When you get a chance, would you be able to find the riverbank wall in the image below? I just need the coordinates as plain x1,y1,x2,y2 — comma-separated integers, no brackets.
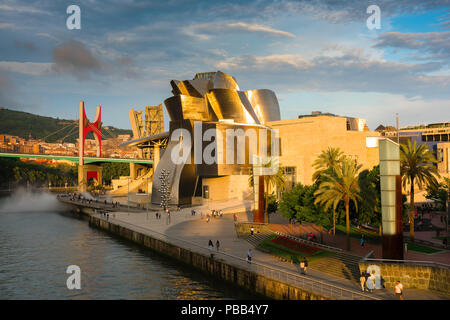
88,215,329,300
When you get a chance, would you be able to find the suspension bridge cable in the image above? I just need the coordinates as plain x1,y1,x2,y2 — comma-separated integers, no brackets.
39,122,77,141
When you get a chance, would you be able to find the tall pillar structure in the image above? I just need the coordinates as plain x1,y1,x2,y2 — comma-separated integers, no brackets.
78,101,103,192
379,138,404,260
154,144,160,169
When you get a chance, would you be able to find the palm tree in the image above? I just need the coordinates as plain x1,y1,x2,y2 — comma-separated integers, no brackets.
314,158,362,250
312,147,345,181
400,140,440,240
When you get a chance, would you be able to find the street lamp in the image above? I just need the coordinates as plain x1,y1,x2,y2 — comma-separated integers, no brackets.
127,176,131,213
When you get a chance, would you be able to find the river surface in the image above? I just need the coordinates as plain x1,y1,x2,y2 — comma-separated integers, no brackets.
0,190,256,299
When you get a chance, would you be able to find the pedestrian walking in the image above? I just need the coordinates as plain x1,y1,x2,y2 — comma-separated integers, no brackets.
250,227,254,235
300,257,308,274
247,249,252,264
233,213,237,222
394,280,404,300
360,234,365,248
367,270,376,292
208,240,214,258
360,273,367,292
216,240,220,252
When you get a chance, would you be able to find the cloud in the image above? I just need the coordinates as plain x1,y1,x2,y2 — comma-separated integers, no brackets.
0,4,50,15
0,23,16,29
50,40,103,80
48,40,142,80
185,22,296,39
262,0,450,23
215,50,449,100
0,61,52,75
373,32,450,61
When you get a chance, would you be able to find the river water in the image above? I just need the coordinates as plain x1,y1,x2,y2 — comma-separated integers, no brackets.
0,190,256,299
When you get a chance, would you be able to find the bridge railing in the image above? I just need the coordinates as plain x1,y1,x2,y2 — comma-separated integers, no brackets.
361,257,450,269
0,150,152,162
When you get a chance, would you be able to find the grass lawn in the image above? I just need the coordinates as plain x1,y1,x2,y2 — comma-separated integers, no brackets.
406,243,442,254
258,234,334,263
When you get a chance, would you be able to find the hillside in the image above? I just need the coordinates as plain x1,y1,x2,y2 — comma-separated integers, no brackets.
0,108,132,143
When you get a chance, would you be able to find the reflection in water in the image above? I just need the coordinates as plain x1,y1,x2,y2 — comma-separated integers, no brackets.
0,191,256,299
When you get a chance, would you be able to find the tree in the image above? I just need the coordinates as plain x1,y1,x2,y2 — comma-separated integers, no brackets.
358,165,382,234
425,178,449,212
314,158,362,250
278,183,330,242
266,193,278,215
263,167,286,223
400,140,440,240
312,147,345,181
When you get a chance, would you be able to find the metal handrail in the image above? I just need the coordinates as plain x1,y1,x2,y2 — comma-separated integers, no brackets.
362,258,450,269
274,231,344,252
93,214,378,300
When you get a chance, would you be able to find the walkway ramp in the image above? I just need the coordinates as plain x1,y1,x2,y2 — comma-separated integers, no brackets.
109,170,153,196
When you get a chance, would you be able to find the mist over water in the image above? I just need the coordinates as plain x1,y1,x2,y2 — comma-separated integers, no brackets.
0,188,64,213
0,190,256,299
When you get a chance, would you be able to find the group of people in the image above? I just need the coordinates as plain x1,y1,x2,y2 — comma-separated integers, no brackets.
62,193,121,208
360,271,404,299
249,227,261,235
306,232,316,242
205,209,223,222
208,239,221,258
359,270,377,293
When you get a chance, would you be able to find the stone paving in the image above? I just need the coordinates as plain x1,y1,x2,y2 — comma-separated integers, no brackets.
89,200,450,300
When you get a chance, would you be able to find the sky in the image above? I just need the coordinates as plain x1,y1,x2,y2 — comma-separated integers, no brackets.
0,0,449,130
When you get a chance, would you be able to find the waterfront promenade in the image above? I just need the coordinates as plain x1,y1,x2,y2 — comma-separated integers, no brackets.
73,197,450,300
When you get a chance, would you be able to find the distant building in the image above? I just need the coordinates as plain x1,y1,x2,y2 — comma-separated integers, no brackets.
377,122,450,175
269,112,380,188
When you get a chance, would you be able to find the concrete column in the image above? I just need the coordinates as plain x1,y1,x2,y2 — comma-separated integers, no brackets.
130,162,137,180
78,164,103,193
379,139,403,260
78,164,86,192
154,144,160,169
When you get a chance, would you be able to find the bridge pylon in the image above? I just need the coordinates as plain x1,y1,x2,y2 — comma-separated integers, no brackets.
78,101,103,192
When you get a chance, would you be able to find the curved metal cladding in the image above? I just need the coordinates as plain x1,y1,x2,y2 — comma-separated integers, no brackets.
245,89,281,124
205,89,257,123
186,79,211,96
151,120,197,206
150,71,282,206
164,95,211,121
212,71,240,90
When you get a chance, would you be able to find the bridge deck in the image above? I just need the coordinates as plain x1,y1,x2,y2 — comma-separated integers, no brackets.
0,152,153,164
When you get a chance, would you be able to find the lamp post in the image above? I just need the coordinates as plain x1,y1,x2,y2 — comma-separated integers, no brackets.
127,177,131,213
447,191,449,233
